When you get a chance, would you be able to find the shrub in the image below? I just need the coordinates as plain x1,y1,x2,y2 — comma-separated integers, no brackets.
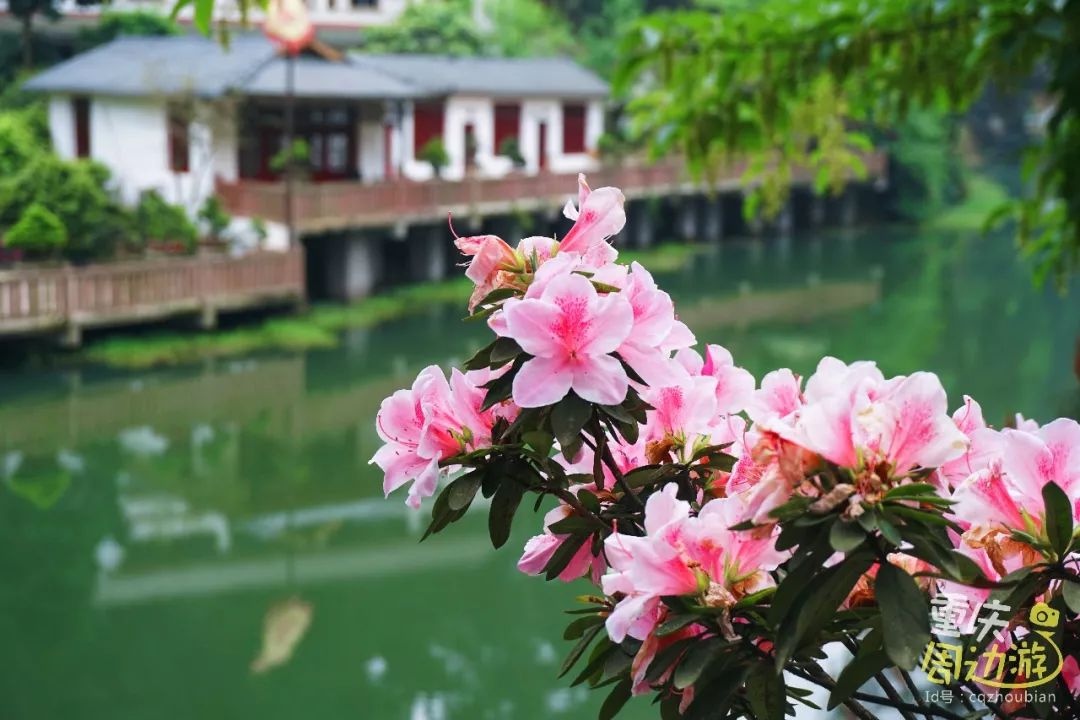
0,154,133,260
134,190,197,251
418,137,450,177
497,136,526,167
197,195,231,242
4,202,67,257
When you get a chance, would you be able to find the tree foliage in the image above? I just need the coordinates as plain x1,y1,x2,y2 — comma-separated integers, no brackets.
3,202,66,256
76,10,180,52
359,0,488,56
617,0,1080,286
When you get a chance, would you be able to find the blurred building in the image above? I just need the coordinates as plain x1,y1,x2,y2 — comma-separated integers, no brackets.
23,34,608,247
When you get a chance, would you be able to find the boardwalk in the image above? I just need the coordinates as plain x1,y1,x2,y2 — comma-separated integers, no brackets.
0,248,304,344
217,154,889,233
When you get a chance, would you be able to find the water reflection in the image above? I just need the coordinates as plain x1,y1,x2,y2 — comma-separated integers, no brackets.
0,226,1077,719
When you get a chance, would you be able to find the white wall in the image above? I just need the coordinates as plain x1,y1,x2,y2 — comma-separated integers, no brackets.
357,104,386,183
400,96,603,182
6,0,412,28
47,94,239,215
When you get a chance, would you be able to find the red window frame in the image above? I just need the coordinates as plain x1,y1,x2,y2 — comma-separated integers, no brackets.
493,103,521,155
73,97,91,158
167,105,190,173
562,103,586,154
412,102,444,158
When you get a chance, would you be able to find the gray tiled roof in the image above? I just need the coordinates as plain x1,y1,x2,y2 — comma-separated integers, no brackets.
23,35,609,100
242,56,418,99
24,35,277,98
348,54,610,98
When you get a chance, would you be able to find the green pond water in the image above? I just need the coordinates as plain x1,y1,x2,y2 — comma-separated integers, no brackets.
0,224,1078,720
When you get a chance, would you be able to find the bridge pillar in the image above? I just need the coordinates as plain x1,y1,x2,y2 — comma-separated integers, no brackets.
678,197,699,242
776,200,794,238
197,304,218,330
409,226,448,283
810,195,827,227
326,234,382,301
702,199,723,242
839,188,858,227
628,202,655,249
59,322,82,349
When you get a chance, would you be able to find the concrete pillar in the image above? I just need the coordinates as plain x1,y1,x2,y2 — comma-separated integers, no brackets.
58,322,82,349
327,234,382,301
410,227,448,283
776,200,794,239
629,202,655,248
702,199,723,243
840,188,858,227
197,304,217,330
677,197,698,242
810,195,826,227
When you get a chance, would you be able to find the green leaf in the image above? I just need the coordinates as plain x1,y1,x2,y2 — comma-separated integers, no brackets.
193,0,213,34
522,430,554,456
489,337,523,366
884,482,942,500
1063,579,1080,614
774,551,874,669
655,613,698,637
545,532,591,580
598,678,632,720
828,519,865,553
624,464,680,489
560,623,603,678
548,514,598,535
674,637,725,689
552,393,592,452
472,286,519,308
488,478,527,549
876,562,931,670
745,661,785,720
564,614,605,640
829,647,890,709
446,470,484,512
1042,481,1073,556
463,340,496,370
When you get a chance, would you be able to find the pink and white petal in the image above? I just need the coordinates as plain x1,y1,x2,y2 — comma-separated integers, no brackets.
661,320,696,352
512,355,574,408
747,368,803,425
605,593,657,643
950,466,1026,531
405,458,442,509
712,364,756,415
584,292,635,354
518,533,561,575
797,394,859,468
952,395,987,435
572,353,629,406
619,343,684,389
373,443,430,496
559,186,626,256
503,297,566,357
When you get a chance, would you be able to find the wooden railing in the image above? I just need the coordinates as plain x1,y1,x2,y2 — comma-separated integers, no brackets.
216,154,888,233
0,247,305,335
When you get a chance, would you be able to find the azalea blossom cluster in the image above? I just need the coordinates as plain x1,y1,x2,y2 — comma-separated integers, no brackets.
371,175,1080,719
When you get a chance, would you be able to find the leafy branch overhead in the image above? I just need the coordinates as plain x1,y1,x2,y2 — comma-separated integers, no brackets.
616,0,1080,287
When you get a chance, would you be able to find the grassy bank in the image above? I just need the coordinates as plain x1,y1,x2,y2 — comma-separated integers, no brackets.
922,173,1011,232
82,243,704,369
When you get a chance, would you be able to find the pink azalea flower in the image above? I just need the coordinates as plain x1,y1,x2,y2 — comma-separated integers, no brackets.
602,486,785,643
503,272,634,407
616,262,692,387
371,366,495,509
745,368,803,427
559,174,623,267
517,504,604,583
675,344,755,415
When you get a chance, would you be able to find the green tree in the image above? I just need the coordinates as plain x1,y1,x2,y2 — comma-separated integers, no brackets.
197,195,231,241
618,0,1080,286
134,189,198,251
76,10,179,52
359,0,487,55
4,202,67,257
8,0,100,68
484,0,575,58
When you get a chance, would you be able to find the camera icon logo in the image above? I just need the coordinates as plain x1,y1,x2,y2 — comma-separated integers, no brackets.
1029,602,1060,628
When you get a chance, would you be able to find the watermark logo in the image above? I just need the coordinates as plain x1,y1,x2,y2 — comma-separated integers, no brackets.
921,596,1063,690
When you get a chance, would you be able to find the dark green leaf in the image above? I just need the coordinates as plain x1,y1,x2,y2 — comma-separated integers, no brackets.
828,519,865,553
488,478,527,549
655,613,698,637
548,514,599,535
489,337,523,366
598,678,632,720
552,393,593,452
624,464,680,489
564,614,605,640
560,623,603,678
828,647,890,709
464,340,496,370
446,470,484,512
1042,481,1073,556
746,661,786,720
1063,579,1080,614
884,483,940,500
545,532,591,580
674,637,725,689
876,562,931,670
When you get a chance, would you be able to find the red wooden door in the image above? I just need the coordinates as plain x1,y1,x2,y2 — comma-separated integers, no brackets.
537,122,548,171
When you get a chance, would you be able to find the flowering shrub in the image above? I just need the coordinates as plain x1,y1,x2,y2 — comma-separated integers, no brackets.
372,175,1080,720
